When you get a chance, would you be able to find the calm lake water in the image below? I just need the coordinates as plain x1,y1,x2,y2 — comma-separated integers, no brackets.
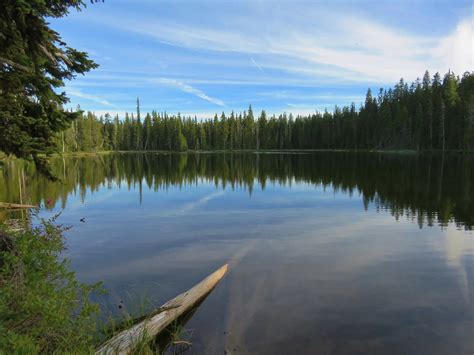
1,152,473,354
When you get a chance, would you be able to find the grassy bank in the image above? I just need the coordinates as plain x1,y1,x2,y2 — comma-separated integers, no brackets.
0,217,188,354
0,217,103,353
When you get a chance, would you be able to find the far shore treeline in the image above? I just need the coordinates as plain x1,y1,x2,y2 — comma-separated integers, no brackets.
58,70,473,153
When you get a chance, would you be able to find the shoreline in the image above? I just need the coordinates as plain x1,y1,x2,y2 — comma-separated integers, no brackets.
51,148,474,156
1,149,473,162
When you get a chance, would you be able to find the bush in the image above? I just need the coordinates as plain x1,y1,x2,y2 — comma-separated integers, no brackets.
0,216,102,353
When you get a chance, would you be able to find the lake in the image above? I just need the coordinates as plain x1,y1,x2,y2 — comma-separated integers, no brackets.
1,152,473,354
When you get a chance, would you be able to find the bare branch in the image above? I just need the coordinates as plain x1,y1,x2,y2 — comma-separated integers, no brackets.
0,58,32,73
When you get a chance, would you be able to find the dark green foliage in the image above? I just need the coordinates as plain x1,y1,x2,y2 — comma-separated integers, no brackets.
55,71,473,154
0,0,98,177
0,216,102,353
2,152,472,230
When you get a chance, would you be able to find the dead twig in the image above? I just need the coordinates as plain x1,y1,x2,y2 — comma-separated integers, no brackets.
172,340,192,346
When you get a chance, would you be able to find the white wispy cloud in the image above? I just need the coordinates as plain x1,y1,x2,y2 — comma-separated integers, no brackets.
152,78,226,107
434,19,473,75
250,56,266,75
67,88,116,107
107,10,471,83
67,73,354,88
59,2,471,114
257,91,365,102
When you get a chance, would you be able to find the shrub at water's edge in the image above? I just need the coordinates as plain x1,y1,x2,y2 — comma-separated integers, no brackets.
0,216,103,353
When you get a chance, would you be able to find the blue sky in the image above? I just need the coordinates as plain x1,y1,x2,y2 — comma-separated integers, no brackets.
51,0,472,118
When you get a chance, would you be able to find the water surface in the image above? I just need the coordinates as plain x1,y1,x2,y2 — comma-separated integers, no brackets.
1,152,473,354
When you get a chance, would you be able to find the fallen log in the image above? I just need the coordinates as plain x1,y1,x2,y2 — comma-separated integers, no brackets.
96,263,229,355
0,202,36,209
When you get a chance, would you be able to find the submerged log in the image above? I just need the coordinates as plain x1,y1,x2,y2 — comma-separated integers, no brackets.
0,202,36,209
96,263,229,355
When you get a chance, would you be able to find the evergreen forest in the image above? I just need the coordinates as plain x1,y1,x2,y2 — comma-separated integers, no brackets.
57,70,473,153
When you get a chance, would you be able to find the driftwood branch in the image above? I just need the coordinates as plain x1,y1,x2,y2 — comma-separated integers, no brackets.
96,263,228,355
0,202,37,209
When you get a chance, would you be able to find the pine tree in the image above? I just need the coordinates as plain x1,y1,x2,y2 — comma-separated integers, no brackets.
0,0,98,177
143,113,152,150
123,113,132,150
440,97,446,151
258,110,267,150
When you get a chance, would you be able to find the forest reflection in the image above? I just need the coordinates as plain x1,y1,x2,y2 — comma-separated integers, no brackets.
1,152,472,230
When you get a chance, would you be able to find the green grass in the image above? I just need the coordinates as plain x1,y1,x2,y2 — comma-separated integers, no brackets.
98,293,159,354
0,215,103,353
97,295,195,354
0,218,192,354
164,321,193,354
